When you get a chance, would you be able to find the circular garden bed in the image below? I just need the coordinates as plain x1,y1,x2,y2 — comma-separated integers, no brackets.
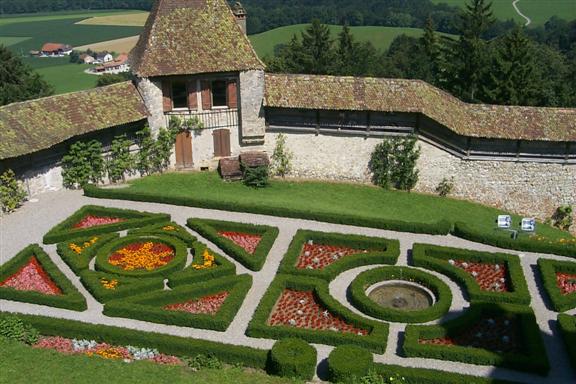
95,235,187,277
348,266,452,323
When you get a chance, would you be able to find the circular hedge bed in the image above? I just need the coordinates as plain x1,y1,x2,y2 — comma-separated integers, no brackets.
268,338,317,380
94,234,187,278
327,344,373,383
348,266,452,323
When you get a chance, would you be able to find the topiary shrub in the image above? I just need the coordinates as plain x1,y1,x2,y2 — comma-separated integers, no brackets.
0,169,27,213
369,135,420,191
0,315,39,345
328,344,373,383
242,165,269,188
268,338,317,380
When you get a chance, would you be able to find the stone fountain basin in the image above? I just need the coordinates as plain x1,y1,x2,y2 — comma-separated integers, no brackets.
366,280,436,311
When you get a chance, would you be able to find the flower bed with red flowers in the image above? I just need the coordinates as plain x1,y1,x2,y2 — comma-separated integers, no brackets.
0,257,62,295
73,215,125,229
268,289,368,335
538,258,576,312
450,260,509,292
296,242,369,270
164,291,229,315
218,231,262,254
108,242,175,271
557,272,576,295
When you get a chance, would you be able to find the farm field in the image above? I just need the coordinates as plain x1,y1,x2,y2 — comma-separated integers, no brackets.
75,36,140,54
76,12,149,26
35,63,98,94
0,36,30,47
0,10,145,26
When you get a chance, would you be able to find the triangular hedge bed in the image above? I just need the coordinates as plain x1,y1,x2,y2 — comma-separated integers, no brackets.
43,205,170,244
129,221,197,247
0,244,86,311
187,218,278,271
79,270,164,303
56,233,119,274
538,258,576,312
103,274,252,331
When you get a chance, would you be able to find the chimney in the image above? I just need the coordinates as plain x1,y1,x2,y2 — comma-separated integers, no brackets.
231,1,247,35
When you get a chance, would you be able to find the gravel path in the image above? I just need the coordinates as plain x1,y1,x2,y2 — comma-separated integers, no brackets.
1,190,575,383
512,0,531,26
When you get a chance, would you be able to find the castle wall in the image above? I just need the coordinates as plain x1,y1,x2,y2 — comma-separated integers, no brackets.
136,77,165,135
239,70,266,144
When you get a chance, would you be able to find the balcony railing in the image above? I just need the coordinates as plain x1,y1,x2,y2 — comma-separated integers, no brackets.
166,109,239,130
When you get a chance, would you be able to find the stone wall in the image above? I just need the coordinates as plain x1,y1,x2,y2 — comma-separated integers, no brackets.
263,132,576,228
136,77,165,134
239,70,266,144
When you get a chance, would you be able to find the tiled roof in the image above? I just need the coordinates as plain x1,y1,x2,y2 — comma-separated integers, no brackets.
264,74,576,142
41,43,66,52
130,0,264,77
0,82,148,160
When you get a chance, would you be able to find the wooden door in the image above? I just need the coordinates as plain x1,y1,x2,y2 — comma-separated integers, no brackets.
213,129,231,157
175,131,193,168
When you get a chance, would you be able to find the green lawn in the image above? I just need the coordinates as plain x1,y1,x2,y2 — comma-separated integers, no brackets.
249,24,455,58
35,63,98,94
0,339,299,384
0,36,31,46
96,172,572,243
0,10,146,26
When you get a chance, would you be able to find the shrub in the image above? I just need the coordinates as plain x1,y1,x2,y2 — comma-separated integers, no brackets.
62,140,105,188
328,345,373,383
56,232,120,274
106,134,135,183
369,135,420,191
435,177,454,197
558,314,576,370
242,165,269,188
551,205,573,232
0,315,39,345
187,353,223,370
268,338,317,380
0,169,27,213
271,133,293,177
129,221,197,247
79,270,164,303
135,125,155,176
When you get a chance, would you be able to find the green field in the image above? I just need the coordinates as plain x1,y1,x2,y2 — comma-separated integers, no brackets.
35,63,98,94
431,0,576,25
0,10,146,26
249,24,454,58
0,36,30,46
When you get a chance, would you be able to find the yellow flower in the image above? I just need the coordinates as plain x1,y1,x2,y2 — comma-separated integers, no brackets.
163,225,176,231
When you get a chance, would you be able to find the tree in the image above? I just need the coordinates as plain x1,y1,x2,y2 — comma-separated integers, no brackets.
96,73,131,87
369,136,420,191
106,135,135,183
271,133,293,177
335,25,378,76
265,35,306,73
0,45,53,106
300,20,335,74
69,50,80,64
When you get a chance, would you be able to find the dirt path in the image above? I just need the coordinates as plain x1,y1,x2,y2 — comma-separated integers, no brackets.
513,0,531,26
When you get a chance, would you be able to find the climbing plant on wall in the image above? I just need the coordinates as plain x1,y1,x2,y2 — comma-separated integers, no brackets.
369,135,421,191
62,140,105,188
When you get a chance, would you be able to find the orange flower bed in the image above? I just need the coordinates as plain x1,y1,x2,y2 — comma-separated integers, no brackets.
68,237,98,255
108,242,174,271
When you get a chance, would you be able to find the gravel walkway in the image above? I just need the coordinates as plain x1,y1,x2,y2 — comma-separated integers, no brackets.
1,190,575,383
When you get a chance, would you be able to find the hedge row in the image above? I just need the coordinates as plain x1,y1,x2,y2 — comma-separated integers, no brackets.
0,244,87,311
348,266,452,323
558,314,576,370
84,185,452,235
187,218,279,271
268,338,317,380
167,241,236,288
0,311,269,369
79,270,164,303
278,230,399,281
246,274,389,353
94,234,188,278
453,222,576,257
56,233,119,274
538,258,576,312
327,345,373,383
43,205,171,244
104,274,252,331
404,302,549,375
412,244,531,305
129,221,197,247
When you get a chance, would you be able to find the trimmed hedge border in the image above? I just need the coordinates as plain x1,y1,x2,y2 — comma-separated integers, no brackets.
278,230,399,281
0,311,269,369
453,222,576,257
348,266,452,323
129,221,197,247
0,244,87,311
187,218,279,271
404,302,549,375
268,338,317,380
327,344,373,383
412,244,531,305
43,205,170,244
56,233,119,274
558,314,576,370
246,274,389,353
104,274,252,331
538,258,576,312
167,241,236,288
94,234,187,278
84,184,452,235
79,270,164,303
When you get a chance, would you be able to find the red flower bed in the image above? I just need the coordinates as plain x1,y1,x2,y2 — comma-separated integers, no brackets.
268,289,368,335
419,316,520,353
450,259,509,292
556,272,576,295
164,291,229,315
296,242,368,270
108,242,174,271
0,257,62,295
73,215,125,229
218,231,262,254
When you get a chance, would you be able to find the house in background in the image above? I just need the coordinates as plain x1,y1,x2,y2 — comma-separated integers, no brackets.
94,52,114,64
93,53,130,74
40,43,73,57
79,54,95,64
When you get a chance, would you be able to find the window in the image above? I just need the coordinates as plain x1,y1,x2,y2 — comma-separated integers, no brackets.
172,81,188,109
211,80,227,107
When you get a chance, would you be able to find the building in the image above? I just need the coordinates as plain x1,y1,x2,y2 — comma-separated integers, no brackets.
1,0,574,226
93,53,130,74
79,54,95,64
94,52,114,64
40,43,73,56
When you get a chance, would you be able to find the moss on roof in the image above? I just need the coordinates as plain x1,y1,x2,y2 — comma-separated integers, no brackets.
130,0,264,77
0,82,148,160
264,73,576,142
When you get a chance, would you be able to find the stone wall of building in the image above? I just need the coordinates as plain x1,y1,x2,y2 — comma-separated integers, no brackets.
263,132,576,227
239,70,266,144
136,77,165,134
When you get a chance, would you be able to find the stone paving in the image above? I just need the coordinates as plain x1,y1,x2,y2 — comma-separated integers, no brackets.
1,189,575,383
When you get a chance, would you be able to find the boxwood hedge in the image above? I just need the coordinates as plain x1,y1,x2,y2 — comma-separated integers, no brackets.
79,270,164,303
0,244,87,311
404,302,549,375
538,258,576,312
43,205,170,244
246,274,389,353
129,221,197,247
412,244,531,305
56,233,119,274
327,344,373,383
558,314,576,370
103,274,252,331
278,230,399,281
268,338,317,380
348,266,452,323
187,218,278,271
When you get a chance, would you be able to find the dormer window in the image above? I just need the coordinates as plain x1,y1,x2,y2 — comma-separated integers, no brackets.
172,81,188,109
212,80,228,107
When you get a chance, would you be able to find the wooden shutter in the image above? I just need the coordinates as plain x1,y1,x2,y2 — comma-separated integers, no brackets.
227,80,238,109
213,129,231,157
162,81,172,112
187,81,198,110
201,80,212,110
